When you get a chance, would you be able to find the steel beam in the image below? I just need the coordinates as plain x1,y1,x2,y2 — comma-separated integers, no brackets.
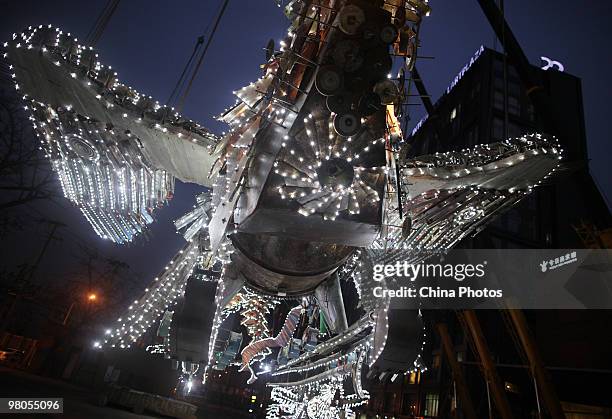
461,310,515,419
506,309,566,419
410,65,435,116
476,0,558,136
435,323,477,419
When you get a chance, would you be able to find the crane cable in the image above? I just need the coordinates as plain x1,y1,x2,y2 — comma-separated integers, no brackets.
86,0,121,46
166,35,206,108
84,0,228,112
176,0,230,112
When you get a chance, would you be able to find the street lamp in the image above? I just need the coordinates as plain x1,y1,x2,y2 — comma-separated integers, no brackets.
88,293,97,302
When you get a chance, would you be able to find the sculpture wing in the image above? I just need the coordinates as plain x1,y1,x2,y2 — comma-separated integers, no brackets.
377,134,562,255
4,25,218,242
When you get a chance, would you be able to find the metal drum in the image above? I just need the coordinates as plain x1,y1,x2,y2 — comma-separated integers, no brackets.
315,65,344,96
333,112,362,137
338,4,366,35
231,232,355,297
326,92,353,114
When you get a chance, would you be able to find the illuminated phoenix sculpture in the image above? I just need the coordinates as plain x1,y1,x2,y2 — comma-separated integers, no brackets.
3,0,563,417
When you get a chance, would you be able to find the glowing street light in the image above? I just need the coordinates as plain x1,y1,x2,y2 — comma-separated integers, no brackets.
88,293,97,302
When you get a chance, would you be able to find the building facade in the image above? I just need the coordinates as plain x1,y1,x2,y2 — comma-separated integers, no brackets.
357,47,611,419
407,46,609,249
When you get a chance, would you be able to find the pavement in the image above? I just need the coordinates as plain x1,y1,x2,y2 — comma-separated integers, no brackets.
0,366,161,418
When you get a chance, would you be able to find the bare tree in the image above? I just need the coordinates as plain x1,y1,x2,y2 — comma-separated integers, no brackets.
44,241,141,328
37,241,142,375
0,86,59,235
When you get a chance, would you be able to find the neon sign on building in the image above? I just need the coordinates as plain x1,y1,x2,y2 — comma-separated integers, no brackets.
411,45,485,137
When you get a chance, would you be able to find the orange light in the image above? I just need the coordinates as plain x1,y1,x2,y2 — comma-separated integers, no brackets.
88,293,97,301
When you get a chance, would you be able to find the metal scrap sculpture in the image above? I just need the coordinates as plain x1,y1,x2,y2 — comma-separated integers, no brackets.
3,0,563,417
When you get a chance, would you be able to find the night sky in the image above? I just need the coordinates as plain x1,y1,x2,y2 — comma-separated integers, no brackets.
1,1,610,291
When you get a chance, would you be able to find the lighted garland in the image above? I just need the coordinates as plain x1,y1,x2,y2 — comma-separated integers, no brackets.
3,25,217,243
174,191,213,242
375,133,563,251
402,133,562,171
100,239,200,349
237,291,281,374
239,293,276,340
4,4,573,419
274,113,386,220
33,105,173,243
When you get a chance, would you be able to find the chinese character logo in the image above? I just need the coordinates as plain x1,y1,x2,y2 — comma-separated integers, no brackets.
540,251,577,273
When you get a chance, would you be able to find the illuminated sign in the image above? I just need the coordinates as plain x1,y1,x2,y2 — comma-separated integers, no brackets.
411,45,485,137
411,113,428,137
540,56,564,72
446,45,484,95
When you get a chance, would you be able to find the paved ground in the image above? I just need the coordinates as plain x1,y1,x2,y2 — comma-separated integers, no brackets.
0,366,161,418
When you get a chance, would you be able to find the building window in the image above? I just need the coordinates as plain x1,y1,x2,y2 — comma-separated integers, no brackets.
508,96,521,116
494,76,504,90
493,57,505,75
450,104,461,136
402,394,417,415
493,90,505,110
508,65,519,79
508,81,521,96
471,82,480,99
424,393,439,417
492,117,504,139
493,57,519,79
406,371,419,384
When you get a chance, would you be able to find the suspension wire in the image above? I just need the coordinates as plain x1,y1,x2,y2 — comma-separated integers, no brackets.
453,380,458,412
166,35,206,107
166,1,220,108
486,379,493,419
86,0,121,46
533,372,542,419
176,0,230,112
85,0,114,42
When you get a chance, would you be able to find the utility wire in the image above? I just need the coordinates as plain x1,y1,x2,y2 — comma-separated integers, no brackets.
166,36,205,107
166,2,218,107
85,0,113,42
177,0,230,112
86,0,121,46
